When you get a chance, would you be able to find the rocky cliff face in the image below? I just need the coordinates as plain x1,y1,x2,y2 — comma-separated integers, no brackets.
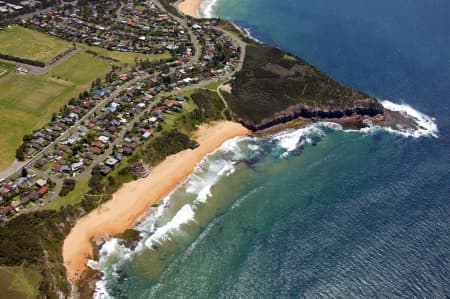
240,99,384,131
225,43,385,130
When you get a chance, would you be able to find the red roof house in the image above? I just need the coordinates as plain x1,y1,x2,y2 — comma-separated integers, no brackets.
38,186,49,196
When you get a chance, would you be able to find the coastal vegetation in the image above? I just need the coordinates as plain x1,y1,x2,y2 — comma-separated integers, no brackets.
0,4,393,296
0,208,85,297
225,43,383,128
0,86,230,296
0,265,42,299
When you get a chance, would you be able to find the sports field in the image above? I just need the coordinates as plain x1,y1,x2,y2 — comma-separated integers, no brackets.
0,26,73,64
0,24,174,172
0,52,111,170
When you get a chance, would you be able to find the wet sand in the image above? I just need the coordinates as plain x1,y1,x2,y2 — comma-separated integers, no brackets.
63,121,249,282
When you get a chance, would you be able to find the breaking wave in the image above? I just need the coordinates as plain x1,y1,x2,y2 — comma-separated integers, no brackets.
91,101,437,298
380,100,439,138
198,0,220,18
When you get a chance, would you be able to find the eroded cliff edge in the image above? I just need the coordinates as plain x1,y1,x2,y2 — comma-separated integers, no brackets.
225,42,385,131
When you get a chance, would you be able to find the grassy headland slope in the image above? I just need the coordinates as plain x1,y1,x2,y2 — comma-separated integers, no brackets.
226,43,383,130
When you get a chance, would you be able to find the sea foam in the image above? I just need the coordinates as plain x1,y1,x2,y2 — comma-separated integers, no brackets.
91,100,437,298
380,100,439,138
198,0,219,18
144,204,196,248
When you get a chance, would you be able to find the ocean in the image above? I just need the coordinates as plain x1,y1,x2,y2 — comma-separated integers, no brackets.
90,0,450,297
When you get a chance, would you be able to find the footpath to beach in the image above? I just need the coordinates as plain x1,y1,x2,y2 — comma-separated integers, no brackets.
63,121,249,282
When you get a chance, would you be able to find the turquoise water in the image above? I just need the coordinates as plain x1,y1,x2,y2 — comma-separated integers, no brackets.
92,0,449,297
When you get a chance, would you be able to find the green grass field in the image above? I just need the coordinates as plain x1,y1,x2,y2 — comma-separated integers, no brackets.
44,176,91,210
79,44,172,65
0,25,173,172
0,26,73,64
0,62,14,78
0,265,42,299
0,52,111,170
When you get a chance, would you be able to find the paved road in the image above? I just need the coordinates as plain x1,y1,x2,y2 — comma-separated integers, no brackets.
2,2,247,214
0,48,81,75
0,72,156,183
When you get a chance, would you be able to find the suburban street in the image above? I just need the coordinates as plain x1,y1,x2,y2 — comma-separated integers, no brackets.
0,0,247,214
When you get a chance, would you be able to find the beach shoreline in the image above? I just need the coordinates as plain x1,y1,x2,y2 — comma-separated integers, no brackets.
63,121,249,283
176,0,204,18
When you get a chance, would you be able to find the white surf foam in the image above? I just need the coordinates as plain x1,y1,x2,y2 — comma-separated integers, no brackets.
89,238,134,299
91,100,438,298
380,100,439,138
198,0,219,18
144,204,196,248
273,122,340,157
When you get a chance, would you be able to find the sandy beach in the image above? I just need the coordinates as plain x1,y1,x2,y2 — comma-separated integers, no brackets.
63,121,249,282
177,0,203,18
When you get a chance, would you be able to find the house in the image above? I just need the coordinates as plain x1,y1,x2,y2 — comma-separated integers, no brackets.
36,158,49,168
91,147,101,155
122,146,134,156
71,161,84,172
61,166,70,173
107,126,117,133
35,179,47,187
5,183,16,192
2,205,16,216
94,89,106,96
69,112,79,120
66,138,76,146
100,166,112,176
0,187,10,195
98,135,110,143
14,177,28,186
109,102,119,113
113,152,123,161
52,163,62,172
21,191,39,205
142,132,151,139
85,152,95,160
32,142,42,150
105,157,119,168
94,141,105,148
38,186,49,196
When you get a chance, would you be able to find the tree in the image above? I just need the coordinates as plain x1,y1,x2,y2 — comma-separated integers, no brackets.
22,134,32,143
21,168,28,178
16,146,25,161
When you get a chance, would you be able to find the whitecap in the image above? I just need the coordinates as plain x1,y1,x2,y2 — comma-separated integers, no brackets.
144,204,196,248
380,100,438,138
198,0,219,18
